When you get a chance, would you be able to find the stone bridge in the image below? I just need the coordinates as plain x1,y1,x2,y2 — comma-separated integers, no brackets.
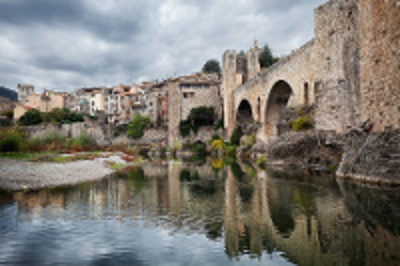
228,40,315,141
222,0,399,142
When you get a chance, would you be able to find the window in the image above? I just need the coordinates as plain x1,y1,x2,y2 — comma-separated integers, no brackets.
149,102,153,106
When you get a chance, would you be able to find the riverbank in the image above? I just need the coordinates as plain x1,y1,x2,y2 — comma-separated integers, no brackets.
250,128,400,186
0,153,127,191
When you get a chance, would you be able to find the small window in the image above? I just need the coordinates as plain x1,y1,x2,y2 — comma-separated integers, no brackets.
149,102,153,106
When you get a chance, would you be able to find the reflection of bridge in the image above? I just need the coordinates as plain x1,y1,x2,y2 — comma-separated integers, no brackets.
223,0,400,142
10,162,400,264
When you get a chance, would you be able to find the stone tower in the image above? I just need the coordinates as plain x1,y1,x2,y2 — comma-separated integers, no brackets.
167,80,181,146
222,41,261,138
17,84,34,103
314,0,362,132
222,50,237,139
359,0,400,132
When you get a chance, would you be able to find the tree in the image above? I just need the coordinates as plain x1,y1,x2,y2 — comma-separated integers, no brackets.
18,109,42,126
259,44,276,69
127,113,151,139
202,59,221,73
188,106,215,128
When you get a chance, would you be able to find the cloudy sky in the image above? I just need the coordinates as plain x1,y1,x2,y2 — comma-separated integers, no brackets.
0,0,326,93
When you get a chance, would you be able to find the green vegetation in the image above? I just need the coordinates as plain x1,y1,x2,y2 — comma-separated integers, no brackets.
1,110,13,120
242,135,256,151
0,128,26,152
211,139,223,151
18,109,42,126
127,113,151,139
230,126,243,145
114,124,128,137
188,106,215,128
18,108,85,126
202,59,221,73
180,106,216,137
259,44,279,69
189,142,207,155
290,115,312,131
0,127,98,154
256,155,267,169
71,133,97,151
327,164,338,173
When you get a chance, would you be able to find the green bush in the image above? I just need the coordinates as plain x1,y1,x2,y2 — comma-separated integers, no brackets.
1,110,13,120
290,115,312,131
72,133,96,150
189,142,207,155
179,121,191,137
0,128,26,152
28,131,65,151
188,106,215,128
18,109,42,126
211,139,223,151
230,126,243,145
211,134,221,141
223,143,237,157
127,114,151,139
242,135,256,150
257,155,267,169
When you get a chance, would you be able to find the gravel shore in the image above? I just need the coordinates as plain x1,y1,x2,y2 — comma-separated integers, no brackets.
0,154,127,191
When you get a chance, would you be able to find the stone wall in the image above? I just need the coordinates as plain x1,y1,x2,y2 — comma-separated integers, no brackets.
224,0,399,144
359,0,400,132
222,51,238,139
314,0,362,133
181,84,221,121
168,81,181,146
230,40,315,142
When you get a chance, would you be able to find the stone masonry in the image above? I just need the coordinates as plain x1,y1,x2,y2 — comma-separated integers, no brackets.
223,0,400,142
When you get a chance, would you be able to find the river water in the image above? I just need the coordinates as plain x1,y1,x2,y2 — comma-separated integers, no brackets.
0,161,400,265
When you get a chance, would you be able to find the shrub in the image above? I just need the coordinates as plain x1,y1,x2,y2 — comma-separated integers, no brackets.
230,126,243,145
257,155,267,169
187,106,215,128
211,134,221,141
211,139,223,151
0,128,26,152
18,109,42,126
242,135,256,150
290,115,312,131
1,110,13,120
223,143,237,157
179,120,191,137
114,124,128,137
189,142,207,155
211,158,223,171
71,133,96,151
127,114,151,139
28,131,65,151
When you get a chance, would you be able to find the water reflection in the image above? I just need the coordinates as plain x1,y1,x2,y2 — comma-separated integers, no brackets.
0,161,400,265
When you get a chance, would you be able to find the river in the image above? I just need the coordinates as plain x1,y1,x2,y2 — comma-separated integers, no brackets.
0,160,399,265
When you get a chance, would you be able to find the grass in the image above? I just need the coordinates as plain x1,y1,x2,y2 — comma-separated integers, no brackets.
290,115,313,131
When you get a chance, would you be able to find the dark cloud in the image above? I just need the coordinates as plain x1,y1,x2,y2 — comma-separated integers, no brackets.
0,0,326,92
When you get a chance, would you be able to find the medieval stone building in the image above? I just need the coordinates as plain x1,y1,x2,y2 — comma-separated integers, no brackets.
222,0,399,142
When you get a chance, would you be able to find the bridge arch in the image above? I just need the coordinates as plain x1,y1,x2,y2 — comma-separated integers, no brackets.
236,99,254,127
265,80,293,137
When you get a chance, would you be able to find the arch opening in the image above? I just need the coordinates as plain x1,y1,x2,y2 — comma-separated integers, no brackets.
265,80,293,137
236,99,254,127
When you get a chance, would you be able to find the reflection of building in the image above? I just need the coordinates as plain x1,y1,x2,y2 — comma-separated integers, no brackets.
8,163,400,265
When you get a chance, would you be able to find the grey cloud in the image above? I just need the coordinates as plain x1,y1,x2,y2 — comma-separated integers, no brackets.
0,0,327,92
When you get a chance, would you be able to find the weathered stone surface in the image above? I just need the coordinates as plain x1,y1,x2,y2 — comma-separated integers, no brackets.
337,129,400,185
223,0,399,143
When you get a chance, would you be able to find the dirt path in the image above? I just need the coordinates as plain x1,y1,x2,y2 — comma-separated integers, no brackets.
0,154,127,191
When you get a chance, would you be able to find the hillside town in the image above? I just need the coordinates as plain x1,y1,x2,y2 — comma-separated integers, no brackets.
12,72,222,126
